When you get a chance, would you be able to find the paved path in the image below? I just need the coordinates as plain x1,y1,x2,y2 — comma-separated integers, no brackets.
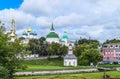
15,68,98,76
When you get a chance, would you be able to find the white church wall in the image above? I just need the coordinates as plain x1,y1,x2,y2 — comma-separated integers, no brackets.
46,38,59,43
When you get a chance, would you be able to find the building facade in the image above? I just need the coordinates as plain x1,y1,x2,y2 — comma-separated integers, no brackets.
102,43,120,64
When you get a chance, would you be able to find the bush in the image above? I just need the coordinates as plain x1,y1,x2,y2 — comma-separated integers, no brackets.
0,66,9,79
23,58,63,66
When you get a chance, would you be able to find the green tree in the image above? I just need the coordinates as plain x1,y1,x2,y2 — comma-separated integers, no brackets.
79,48,103,65
46,43,67,57
74,44,91,57
0,25,28,78
28,37,48,56
0,66,9,79
29,38,40,55
78,38,99,46
39,37,48,56
39,37,46,43
103,39,120,44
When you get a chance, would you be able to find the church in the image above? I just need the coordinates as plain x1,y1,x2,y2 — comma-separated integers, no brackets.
46,23,74,46
46,23,59,43
22,28,37,44
8,19,74,47
64,44,77,66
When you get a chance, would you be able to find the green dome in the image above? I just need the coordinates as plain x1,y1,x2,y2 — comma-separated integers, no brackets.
46,32,59,38
62,35,68,39
22,31,28,36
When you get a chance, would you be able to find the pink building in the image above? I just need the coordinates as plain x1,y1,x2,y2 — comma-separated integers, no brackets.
102,43,120,64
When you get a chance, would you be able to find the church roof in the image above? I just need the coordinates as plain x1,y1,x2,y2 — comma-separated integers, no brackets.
22,31,28,35
46,23,59,38
30,31,37,36
62,35,68,39
46,32,59,38
64,54,77,59
30,31,34,35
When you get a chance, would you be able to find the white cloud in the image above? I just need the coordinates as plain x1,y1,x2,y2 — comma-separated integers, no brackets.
1,0,120,42
19,0,53,16
54,13,84,27
0,9,35,30
35,17,52,28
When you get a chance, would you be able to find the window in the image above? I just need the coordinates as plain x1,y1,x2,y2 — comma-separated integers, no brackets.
69,62,71,65
65,61,67,64
73,61,75,65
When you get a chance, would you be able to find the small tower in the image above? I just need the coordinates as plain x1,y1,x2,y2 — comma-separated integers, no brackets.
61,30,69,46
10,19,16,42
64,44,77,66
27,27,32,39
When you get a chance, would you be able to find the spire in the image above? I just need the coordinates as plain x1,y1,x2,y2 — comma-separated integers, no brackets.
11,19,15,31
64,30,67,33
11,19,15,24
50,23,54,31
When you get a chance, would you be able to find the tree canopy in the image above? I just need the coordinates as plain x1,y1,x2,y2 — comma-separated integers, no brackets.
46,43,68,57
0,23,28,78
74,37,102,66
103,39,120,44
78,37,99,45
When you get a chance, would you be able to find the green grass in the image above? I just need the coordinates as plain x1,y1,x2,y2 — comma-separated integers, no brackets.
18,58,90,71
16,71,120,79
18,58,120,72
99,64,120,68
22,65,90,71
18,65,90,71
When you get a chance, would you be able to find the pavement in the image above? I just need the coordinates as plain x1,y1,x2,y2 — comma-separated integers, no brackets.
15,68,98,76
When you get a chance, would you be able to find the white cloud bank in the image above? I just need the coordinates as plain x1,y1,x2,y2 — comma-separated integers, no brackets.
0,0,120,42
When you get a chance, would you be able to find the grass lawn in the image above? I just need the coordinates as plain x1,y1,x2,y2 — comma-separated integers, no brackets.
18,65,90,71
16,71,120,79
18,58,90,71
18,58,120,71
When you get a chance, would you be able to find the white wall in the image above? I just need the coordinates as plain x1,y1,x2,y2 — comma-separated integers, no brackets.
46,38,59,43
64,59,77,66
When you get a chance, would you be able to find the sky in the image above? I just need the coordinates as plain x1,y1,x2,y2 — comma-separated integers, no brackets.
0,0,120,43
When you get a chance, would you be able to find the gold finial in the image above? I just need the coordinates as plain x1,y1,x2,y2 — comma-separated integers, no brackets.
27,28,32,32
64,30,67,33
11,19,15,24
